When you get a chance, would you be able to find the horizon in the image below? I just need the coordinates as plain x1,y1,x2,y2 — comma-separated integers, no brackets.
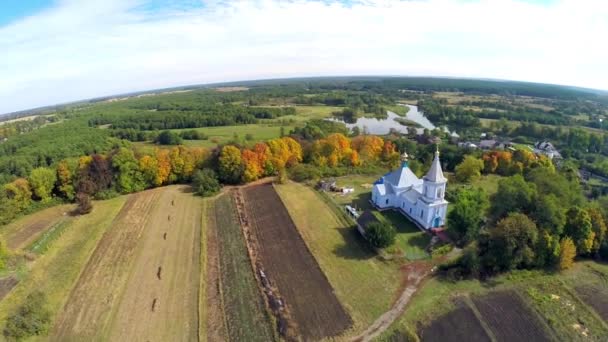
2,74,608,117
1,0,607,114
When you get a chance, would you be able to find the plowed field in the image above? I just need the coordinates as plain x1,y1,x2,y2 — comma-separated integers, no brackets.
419,300,490,342
243,183,352,340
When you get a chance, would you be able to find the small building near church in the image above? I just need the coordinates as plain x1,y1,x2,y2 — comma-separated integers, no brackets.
371,151,448,230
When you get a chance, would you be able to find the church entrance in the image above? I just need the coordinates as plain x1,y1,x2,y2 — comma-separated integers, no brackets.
433,216,441,228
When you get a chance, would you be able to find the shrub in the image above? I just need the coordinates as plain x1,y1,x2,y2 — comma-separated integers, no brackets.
193,169,221,197
75,192,93,215
288,164,321,182
365,222,396,249
4,291,51,340
559,237,576,270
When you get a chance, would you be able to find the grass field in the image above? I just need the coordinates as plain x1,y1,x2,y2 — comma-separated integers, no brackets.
0,196,128,336
209,193,274,342
275,182,402,332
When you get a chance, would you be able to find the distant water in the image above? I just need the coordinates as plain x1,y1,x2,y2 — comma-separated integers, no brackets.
329,104,456,136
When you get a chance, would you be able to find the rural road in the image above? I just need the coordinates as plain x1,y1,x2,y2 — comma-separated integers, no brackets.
350,263,431,342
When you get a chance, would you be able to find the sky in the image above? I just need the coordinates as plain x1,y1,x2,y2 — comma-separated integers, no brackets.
0,0,607,114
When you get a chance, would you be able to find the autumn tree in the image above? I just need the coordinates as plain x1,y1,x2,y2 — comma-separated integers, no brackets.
455,156,484,183
352,135,384,161
155,149,172,186
381,140,400,168
218,145,243,184
56,160,75,200
564,207,595,255
4,178,32,212
558,237,576,270
28,167,57,202
139,155,159,188
242,149,262,182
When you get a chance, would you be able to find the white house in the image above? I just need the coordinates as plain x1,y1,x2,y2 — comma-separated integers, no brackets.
371,151,448,230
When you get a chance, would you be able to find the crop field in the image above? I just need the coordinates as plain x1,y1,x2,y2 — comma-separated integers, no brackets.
0,196,127,331
575,285,608,322
51,189,163,340
524,281,608,340
275,181,401,331
49,186,205,341
2,203,74,250
208,193,275,342
107,185,202,341
418,299,490,342
472,291,552,341
243,183,352,340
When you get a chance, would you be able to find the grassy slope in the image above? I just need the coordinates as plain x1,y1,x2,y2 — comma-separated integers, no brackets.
274,182,401,332
212,193,274,341
0,197,127,340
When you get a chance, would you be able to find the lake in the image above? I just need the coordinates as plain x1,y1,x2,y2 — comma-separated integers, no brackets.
329,104,456,136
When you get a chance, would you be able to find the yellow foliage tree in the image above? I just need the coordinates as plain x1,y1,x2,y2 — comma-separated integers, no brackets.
559,237,576,270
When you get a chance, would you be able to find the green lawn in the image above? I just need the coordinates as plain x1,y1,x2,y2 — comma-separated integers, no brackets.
275,182,402,332
0,197,128,334
329,174,430,260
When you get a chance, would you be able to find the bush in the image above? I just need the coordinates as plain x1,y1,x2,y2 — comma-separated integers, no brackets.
365,222,396,249
75,193,93,215
4,291,51,340
193,169,221,197
288,164,321,182
180,130,208,140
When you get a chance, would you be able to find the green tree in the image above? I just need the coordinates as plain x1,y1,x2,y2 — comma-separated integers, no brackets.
564,207,594,255
586,208,607,255
558,237,576,270
536,230,561,267
156,130,183,145
365,222,396,249
448,187,489,245
531,194,566,235
112,147,145,193
193,169,221,197
491,175,536,219
28,167,57,202
479,213,538,272
454,156,484,183
0,237,9,271
218,145,243,184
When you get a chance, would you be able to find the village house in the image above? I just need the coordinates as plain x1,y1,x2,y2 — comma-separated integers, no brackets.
533,141,562,160
371,151,448,230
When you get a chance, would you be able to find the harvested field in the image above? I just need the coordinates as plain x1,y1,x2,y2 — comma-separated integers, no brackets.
243,183,352,340
0,276,19,301
2,204,73,250
51,189,162,340
419,300,490,342
211,193,274,341
472,290,552,342
576,285,608,322
108,186,202,341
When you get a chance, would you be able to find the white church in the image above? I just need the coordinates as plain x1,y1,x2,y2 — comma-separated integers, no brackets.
371,150,448,230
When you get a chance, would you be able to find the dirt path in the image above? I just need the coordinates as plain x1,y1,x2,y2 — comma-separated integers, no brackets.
350,262,432,342
205,199,228,342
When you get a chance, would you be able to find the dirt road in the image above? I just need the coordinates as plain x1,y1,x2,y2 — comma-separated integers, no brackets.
351,262,432,342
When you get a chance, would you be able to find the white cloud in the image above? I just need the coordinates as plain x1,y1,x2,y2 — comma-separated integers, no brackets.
0,0,607,114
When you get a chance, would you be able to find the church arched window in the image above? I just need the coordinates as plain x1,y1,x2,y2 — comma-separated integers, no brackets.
437,188,442,198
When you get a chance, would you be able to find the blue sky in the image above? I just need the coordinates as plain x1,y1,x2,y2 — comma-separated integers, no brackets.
0,0,607,114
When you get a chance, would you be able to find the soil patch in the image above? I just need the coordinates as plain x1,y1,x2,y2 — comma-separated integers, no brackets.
243,183,352,340
419,299,490,342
